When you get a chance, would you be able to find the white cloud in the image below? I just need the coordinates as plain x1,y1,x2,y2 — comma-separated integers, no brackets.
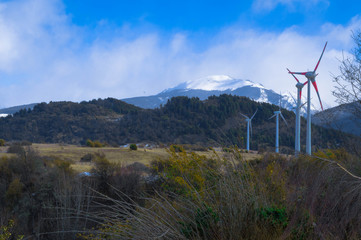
0,0,359,109
252,0,330,12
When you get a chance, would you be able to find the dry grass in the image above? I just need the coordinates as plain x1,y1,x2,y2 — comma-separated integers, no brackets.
1,144,262,173
30,144,170,172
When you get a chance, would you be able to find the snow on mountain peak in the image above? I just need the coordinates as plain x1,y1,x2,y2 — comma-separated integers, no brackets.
164,75,265,93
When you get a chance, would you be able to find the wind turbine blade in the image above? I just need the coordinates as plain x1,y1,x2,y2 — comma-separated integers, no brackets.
280,112,288,126
290,94,297,104
250,109,258,120
240,113,249,119
314,41,328,72
311,81,324,110
269,114,276,120
287,68,300,83
288,71,307,75
315,90,324,110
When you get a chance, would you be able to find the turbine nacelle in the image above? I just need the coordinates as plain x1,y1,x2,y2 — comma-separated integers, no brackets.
296,82,305,90
305,72,316,79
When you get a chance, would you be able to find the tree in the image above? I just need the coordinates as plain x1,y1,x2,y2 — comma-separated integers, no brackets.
130,144,137,151
332,30,361,116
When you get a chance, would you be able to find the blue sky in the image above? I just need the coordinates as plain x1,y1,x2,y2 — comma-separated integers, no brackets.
0,0,360,108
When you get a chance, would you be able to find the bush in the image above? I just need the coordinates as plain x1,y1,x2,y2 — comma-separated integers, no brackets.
170,144,183,152
0,220,24,240
7,144,25,156
80,153,93,162
86,139,94,147
86,139,104,148
0,139,5,146
5,178,24,207
129,144,137,151
93,141,103,148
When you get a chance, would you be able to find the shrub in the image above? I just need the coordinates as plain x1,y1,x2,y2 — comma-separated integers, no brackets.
5,178,24,206
93,141,103,148
258,206,288,229
86,139,94,147
169,144,183,152
80,153,93,162
7,144,25,156
0,220,24,240
0,139,5,146
86,139,104,148
129,144,137,151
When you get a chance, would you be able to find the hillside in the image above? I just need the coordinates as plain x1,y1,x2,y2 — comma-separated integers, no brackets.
312,101,361,137
0,95,356,152
0,103,38,115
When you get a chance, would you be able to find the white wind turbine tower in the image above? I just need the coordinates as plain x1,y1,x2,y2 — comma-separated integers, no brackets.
287,69,308,155
269,96,287,153
240,109,258,152
288,42,327,155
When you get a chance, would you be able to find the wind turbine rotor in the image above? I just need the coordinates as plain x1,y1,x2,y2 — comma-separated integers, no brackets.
250,109,258,120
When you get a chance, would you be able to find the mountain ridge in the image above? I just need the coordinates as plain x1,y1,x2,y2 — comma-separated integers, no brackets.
122,75,305,112
312,101,361,137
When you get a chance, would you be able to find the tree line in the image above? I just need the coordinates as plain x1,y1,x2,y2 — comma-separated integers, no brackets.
0,95,357,153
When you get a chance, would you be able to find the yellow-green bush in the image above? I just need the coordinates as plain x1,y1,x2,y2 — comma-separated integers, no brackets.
0,220,24,240
151,146,219,198
5,178,24,207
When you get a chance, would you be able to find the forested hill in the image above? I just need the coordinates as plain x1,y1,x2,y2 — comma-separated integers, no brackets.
0,95,356,152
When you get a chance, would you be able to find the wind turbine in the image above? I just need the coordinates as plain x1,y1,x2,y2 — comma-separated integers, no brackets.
287,69,308,155
240,109,258,152
288,42,327,155
269,96,287,153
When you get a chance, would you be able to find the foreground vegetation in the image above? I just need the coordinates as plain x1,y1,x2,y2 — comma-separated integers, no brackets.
0,143,360,239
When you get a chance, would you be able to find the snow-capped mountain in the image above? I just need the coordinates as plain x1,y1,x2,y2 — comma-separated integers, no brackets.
162,75,265,92
122,75,317,113
0,75,320,116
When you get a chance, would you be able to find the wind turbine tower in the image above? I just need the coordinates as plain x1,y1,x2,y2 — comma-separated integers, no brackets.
288,42,327,155
240,109,258,152
287,69,308,155
269,96,287,153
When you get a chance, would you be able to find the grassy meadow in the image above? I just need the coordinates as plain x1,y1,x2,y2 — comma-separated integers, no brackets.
0,143,262,173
